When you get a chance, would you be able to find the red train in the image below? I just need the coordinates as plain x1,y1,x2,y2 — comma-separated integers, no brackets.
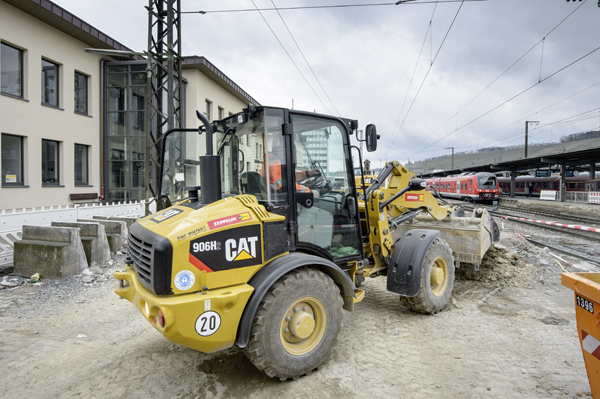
497,172,590,196
425,172,499,202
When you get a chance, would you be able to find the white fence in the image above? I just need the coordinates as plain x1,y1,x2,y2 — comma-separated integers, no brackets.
564,192,589,203
0,201,147,267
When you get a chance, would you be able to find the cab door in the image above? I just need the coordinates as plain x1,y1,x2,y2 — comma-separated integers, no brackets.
290,113,363,262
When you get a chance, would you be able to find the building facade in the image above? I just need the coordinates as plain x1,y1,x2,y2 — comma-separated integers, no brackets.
0,0,258,210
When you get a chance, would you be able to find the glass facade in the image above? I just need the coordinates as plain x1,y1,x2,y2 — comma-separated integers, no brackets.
104,63,147,203
1,43,23,97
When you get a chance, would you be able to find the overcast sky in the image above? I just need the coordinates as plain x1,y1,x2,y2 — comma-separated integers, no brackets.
56,0,600,168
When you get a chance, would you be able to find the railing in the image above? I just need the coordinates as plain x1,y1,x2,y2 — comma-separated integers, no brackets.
565,192,589,203
0,201,147,267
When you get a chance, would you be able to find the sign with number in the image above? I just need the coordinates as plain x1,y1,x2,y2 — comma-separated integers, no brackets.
195,311,221,336
576,295,594,314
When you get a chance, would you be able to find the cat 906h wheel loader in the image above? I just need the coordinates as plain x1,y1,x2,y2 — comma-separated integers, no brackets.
114,105,499,380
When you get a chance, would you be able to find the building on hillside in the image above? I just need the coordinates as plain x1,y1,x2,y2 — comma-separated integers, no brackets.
0,0,258,210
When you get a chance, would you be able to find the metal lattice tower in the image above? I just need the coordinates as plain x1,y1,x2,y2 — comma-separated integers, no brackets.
145,0,183,214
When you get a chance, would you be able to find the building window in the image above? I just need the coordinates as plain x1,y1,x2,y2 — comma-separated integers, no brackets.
74,144,88,185
205,100,212,121
42,59,59,107
1,134,23,185
1,43,23,98
74,72,88,114
42,139,59,185
218,106,224,120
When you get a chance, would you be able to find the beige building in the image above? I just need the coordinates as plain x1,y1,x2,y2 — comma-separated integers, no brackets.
0,0,258,210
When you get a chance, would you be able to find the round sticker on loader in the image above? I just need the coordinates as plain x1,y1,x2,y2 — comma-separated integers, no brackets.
174,270,195,291
195,311,221,336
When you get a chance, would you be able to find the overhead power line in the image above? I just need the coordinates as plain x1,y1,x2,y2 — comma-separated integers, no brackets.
269,0,341,116
413,44,600,156
404,0,588,157
250,0,332,114
182,0,487,14
384,0,465,158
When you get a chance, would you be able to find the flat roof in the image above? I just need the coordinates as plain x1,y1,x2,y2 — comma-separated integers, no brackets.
6,0,261,104
5,0,136,55
183,56,260,107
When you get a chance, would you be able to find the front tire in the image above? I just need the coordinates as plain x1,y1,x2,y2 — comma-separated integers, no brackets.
400,238,454,314
244,268,343,380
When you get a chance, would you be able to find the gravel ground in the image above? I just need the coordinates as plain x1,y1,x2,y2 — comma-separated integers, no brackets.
0,217,596,398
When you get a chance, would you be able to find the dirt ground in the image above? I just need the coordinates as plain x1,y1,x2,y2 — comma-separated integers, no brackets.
0,227,595,399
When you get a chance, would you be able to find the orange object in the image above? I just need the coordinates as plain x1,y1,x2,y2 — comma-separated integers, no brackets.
561,272,600,398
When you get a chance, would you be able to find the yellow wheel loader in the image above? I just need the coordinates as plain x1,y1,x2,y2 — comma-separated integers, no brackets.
115,105,499,380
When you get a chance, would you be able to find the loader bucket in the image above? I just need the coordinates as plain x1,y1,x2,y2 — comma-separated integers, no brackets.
391,207,499,266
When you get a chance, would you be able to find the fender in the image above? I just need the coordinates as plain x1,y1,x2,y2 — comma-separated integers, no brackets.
387,229,441,297
235,252,356,348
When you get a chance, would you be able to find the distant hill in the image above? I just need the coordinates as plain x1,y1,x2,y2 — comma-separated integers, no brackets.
409,132,600,176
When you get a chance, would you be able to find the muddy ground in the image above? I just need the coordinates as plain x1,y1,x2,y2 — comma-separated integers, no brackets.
0,222,596,399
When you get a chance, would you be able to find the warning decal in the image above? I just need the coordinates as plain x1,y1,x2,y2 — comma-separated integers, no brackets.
405,194,424,202
150,208,183,223
189,224,262,272
582,330,600,361
208,212,252,230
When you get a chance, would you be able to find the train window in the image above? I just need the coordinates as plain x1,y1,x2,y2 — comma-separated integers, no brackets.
578,183,584,190
568,183,575,190
543,182,548,189
536,183,541,189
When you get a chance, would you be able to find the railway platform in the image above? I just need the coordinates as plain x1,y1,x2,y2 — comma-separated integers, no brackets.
498,195,600,218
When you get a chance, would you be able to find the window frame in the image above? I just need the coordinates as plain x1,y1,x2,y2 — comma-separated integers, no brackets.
74,143,89,186
1,42,24,99
1,133,24,186
74,71,88,115
42,139,60,186
41,58,59,107
205,99,212,121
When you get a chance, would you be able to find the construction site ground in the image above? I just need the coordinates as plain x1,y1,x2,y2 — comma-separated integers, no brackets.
0,225,595,398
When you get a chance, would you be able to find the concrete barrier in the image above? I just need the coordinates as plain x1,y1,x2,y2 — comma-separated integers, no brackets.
51,221,111,265
92,215,140,229
78,219,126,253
13,226,87,278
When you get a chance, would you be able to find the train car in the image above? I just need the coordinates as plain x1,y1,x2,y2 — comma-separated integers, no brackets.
426,172,499,202
498,172,589,197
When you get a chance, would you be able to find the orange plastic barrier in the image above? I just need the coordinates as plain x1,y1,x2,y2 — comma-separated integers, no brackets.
562,272,600,398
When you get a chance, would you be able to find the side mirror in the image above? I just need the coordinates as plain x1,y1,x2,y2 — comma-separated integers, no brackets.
408,179,427,191
366,124,378,152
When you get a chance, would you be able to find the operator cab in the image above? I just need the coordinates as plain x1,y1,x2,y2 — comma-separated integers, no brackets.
159,106,376,263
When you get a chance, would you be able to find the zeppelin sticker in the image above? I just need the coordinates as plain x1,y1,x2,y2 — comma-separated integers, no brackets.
208,212,252,230
405,194,424,202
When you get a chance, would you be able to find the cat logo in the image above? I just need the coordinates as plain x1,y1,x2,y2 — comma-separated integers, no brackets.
225,236,259,262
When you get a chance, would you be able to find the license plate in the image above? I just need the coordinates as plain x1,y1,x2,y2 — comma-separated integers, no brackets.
576,295,594,314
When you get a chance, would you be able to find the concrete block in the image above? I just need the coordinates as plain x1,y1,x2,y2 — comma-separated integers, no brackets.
92,215,139,229
14,226,87,278
78,219,126,253
51,221,111,266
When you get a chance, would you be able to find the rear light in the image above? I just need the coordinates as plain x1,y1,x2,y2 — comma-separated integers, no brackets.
157,308,166,328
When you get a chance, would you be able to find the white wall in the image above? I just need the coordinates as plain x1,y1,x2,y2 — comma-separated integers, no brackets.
0,1,105,210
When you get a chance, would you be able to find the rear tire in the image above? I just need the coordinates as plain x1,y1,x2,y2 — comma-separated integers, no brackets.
400,238,454,314
244,268,343,380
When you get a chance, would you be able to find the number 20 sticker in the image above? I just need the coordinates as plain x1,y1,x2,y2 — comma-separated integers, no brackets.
195,311,221,336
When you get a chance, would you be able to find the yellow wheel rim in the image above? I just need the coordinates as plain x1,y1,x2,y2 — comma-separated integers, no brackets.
429,257,448,296
280,297,327,355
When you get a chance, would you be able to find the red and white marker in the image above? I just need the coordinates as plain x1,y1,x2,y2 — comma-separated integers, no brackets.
502,215,600,233
582,330,600,361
